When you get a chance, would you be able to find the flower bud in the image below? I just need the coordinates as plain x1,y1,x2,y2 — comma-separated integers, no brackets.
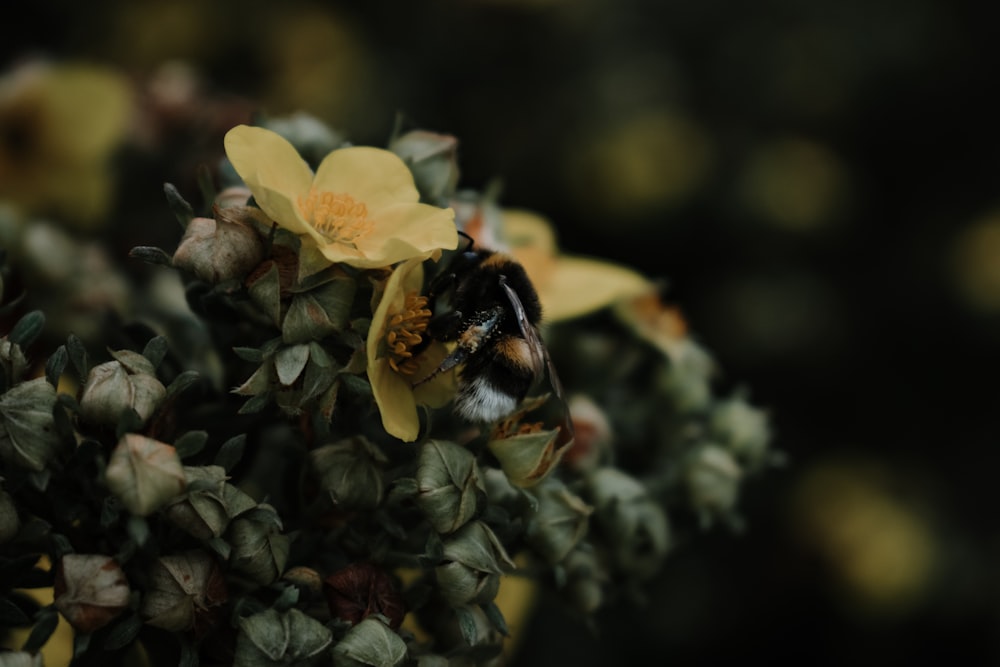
683,443,744,525
481,466,521,510
53,554,130,633
172,207,265,284
310,437,388,511
0,377,61,472
78,350,166,427
140,550,227,634
164,465,257,540
389,130,460,205
0,488,19,543
415,440,486,534
105,434,186,516
659,339,716,413
323,562,405,630
487,427,565,488
524,477,593,564
228,504,290,585
332,617,408,667
560,547,607,615
0,337,29,383
235,607,333,667
435,521,515,607
587,468,670,580
708,394,774,471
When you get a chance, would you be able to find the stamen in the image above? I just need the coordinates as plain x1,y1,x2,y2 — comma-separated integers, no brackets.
385,292,432,375
297,188,374,247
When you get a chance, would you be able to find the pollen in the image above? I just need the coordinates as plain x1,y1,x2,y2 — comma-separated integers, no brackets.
297,188,374,247
385,292,432,375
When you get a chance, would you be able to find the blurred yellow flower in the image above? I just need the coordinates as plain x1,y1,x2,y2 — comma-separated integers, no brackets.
224,125,458,271
367,257,455,441
0,61,132,229
500,208,652,322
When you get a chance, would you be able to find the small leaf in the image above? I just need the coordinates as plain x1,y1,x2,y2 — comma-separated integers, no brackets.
238,392,272,415
272,584,300,612
174,431,209,459
45,346,68,388
115,408,144,440
51,533,73,558
0,596,30,625
8,310,45,348
73,629,92,657
66,334,89,380
246,262,282,326
103,612,143,651
178,636,199,667
454,606,479,646
339,373,372,399
480,601,509,636
101,496,122,527
232,347,264,363
165,370,201,400
22,606,59,652
128,246,174,266
214,434,247,472
274,344,310,386
142,336,169,369
164,182,195,228
126,516,151,547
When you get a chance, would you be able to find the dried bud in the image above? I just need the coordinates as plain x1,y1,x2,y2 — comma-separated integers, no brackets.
482,466,521,509
0,488,19,543
228,504,290,584
283,566,323,595
164,465,257,540
524,477,593,564
708,394,775,471
0,377,61,472
172,208,265,283
562,394,612,472
560,546,607,615
53,554,130,632
78,350,166,427
323,562,406,630
235,607,333,667
310,437,388,511
140,550,227,633
214,185,252,208
587,468,670,580
389,130,460,204
105,434,186,516
659,339,716,413
332,617,408,667
435,521,515,607
415,440,486,534
0,337,29,383
684,444,744,526
487,427,566,488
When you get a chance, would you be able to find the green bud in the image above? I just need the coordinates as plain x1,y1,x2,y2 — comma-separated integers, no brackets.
684,443,744,526
560,546,607,615
264,111,345,165
235,607,333,667
435,521,515,607
708,393,776,471
332,617,408,667
310,437,388,510
487,427,564,488
105,434,186,516
389,130,460,205
140,550,227,633
524,477,593,564
78,351,166,427
659,339,715,413
587,468,670,580
416,440,486,534
228,504,290,584
172,208,266,284
53,554,130,633
0,377,61,472
164,465,257,539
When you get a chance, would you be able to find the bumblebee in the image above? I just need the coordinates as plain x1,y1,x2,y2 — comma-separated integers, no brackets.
413,236,569,428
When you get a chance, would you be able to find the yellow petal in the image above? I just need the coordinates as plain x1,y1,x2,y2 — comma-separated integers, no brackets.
43,65,132,162
541,256,653,322
502,208,558,255
312,146,420,213
369,356,420,441
355,202,458,266
224,125,313,235
411,342,457,409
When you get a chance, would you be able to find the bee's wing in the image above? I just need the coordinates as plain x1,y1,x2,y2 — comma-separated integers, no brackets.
500,277,574,442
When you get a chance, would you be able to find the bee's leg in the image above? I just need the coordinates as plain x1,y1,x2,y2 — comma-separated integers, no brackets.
428,309,465,341
412,345,469,388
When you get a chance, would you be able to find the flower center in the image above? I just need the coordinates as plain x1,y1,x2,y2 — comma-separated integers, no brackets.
384,292,432,375
297,188,374,247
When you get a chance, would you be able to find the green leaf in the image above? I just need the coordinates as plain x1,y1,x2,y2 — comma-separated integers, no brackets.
73,629,92,657
45,345,68,388
126,516,151,548
454,606,479,646
178,636,199,667
8,310,45,348
272,584,300,612
232,346,264,363
480,601,509,636
142,336,169,369
0,596,30,625
246,262,282,326
103,612,143,651
165,370,201,399
164,182,194,228
66,334,89,381
128,246,174,266
22,606,59,652
274,344,310,385
238,392,272,415
174,430,209,459
214,434,247,472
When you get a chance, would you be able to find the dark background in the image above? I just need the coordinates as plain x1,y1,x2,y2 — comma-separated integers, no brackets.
5,0,1000,664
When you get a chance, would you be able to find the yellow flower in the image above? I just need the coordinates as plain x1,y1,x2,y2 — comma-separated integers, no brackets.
0,60,132,229
224,125,458,271
367,257,455,441
499,208,653,322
